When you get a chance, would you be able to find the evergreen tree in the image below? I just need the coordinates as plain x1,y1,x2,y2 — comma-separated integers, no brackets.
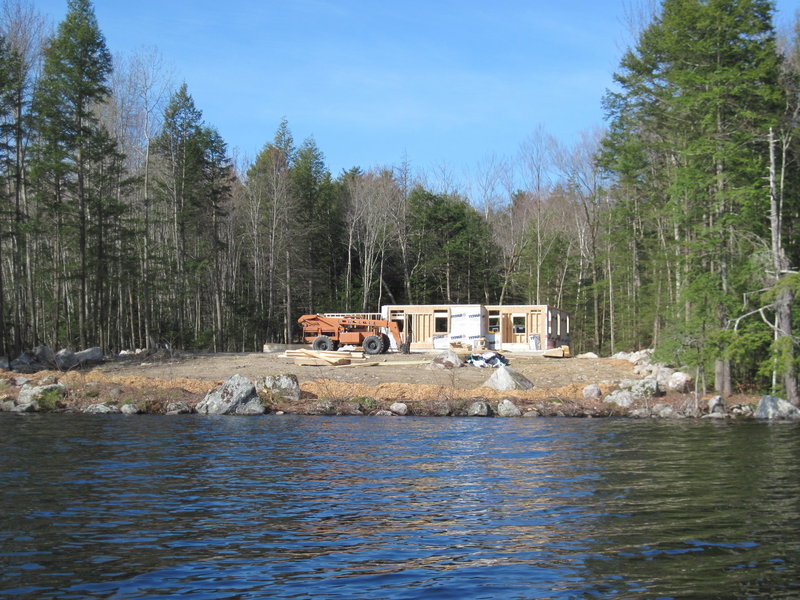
602,0,786,395
30,0,119,348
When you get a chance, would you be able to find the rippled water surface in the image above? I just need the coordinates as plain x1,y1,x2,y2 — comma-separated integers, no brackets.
1,414,799,599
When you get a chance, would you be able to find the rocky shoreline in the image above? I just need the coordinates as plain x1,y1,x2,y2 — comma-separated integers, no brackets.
2,347,799,420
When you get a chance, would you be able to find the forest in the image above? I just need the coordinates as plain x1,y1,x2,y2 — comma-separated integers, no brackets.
0,0,799,399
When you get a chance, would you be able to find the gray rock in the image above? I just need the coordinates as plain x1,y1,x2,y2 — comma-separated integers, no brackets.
702,412,729,420
196,375,264,415
374,409,395,416
708,395,726,414
619,378,659,399
84,403,120,414
467,401,490,417
33,346,56,368
629,407,651,418
576,352,598,359
523,409,540,418
604,389,635,408
730,404,754,418
164,401,192,415
430,401,451,416
496,398,522,417
11,352,40,373
13,376,30,386
651,403,676,419
650,366,676,387
389,402,408,416
614,350,653,365
236,397,267,415
1,398,14,412
257,374,301,402
55,349,79,370
12,402,38,413
668,371,693,393
75,347,104,366
484,366,534,392
754,395,800,420
310,400,336,415
428,350,464,369
17,383,67,407
120,404,140,415
582,384,601,400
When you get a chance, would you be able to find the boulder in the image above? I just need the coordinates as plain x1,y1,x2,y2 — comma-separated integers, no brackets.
430,401,451,416
582,384,602,400
374,409,394,416
310,399,336,415
651,403,678,419
467,401,491,417
702,412,729,420
730,404,754,418
668,371,693,393
84,403,120,414
0,356,9,370
496,398,522,417
120,404,141,415
389,402,408,416
484,366,534,392
1,397,14,412
619,378,659,399
629,407,651,418
754,395,800,420
55,349,79,370
32,346,56,368
11,402,38,413
196,375,265,415
576,352,598,359
75,347,104,366
428,350,463,369
257,374,301,402
523,408,541,418
708,395,726,414
604,389,635,408
17,382,67,410
164,401,192,415
10,352,40,373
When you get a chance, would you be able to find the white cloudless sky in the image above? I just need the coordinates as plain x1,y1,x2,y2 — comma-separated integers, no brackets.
31,0,800,182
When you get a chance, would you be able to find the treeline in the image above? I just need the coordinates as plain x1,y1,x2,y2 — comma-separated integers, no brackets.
1,0,799,399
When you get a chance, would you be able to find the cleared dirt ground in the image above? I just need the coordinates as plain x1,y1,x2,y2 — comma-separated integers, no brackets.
87,349,639,402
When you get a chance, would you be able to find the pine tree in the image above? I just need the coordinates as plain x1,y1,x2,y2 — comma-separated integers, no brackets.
602,0,785,395
30,0,118,349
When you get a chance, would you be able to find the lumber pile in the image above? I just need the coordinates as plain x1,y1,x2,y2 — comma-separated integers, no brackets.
543,345,571,358
279,348,365,366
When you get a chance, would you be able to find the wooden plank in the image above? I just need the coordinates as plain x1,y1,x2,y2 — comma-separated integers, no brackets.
543,346,566,358
294,357,351,366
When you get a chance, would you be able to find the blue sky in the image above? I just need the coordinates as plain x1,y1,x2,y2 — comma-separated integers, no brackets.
33,0,800,180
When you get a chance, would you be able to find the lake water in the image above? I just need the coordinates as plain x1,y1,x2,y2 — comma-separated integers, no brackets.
1,414,798,599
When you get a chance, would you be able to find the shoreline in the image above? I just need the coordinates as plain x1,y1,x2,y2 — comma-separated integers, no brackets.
0,367,758,420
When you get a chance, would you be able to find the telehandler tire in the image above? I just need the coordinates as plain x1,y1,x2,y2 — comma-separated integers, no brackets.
363,335,383,355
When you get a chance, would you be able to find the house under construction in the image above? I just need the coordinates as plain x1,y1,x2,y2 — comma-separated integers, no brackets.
373,304,570,353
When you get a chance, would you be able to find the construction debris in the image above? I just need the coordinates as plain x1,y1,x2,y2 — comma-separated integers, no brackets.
543,345,571,358
279,349,364,366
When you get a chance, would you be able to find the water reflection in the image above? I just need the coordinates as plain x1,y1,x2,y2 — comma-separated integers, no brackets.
1,415,798,599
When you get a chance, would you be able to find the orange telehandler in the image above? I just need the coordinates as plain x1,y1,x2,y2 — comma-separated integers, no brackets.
297,314,404,355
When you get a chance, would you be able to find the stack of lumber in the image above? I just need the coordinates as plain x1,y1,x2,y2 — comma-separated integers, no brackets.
279,348,365,366
543,345,572,359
